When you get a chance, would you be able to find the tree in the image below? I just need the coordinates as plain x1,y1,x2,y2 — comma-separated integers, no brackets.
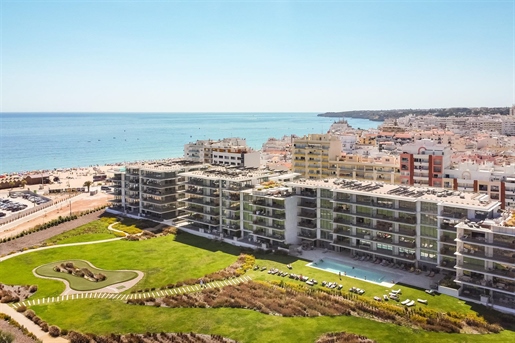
83,181,93,192
20,180,27,189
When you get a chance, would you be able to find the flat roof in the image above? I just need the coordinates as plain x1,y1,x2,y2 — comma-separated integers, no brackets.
286,178,499,210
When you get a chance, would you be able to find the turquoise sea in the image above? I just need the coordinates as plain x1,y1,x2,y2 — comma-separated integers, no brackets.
0,113,380,174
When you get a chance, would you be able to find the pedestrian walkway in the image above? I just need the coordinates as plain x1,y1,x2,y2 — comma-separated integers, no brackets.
0,304,68,343
10,275,253,309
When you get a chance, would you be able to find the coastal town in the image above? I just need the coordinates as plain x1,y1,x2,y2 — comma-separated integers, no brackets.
2,107,515,342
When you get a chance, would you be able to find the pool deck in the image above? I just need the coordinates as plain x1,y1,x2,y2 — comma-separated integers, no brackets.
298,248,445,290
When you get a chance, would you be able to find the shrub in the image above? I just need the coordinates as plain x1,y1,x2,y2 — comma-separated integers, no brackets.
16,305,27,313
24,310,36,320
40,322,49,332
48,325,61,337
0,331,14,343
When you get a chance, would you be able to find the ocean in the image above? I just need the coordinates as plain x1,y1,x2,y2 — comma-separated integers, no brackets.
0,113,381,174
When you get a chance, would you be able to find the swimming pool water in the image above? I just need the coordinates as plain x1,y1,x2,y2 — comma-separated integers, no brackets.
307,258,398,284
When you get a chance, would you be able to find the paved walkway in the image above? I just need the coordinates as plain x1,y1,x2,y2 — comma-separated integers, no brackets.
0,222,126,263
0,304,68,343
0,221,255,342
9,275,253,309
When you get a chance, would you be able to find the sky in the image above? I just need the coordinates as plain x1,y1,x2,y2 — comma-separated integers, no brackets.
0,0,513,112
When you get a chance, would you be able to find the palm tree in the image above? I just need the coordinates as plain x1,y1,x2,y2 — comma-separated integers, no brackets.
20,180,27,189
83,181,93,192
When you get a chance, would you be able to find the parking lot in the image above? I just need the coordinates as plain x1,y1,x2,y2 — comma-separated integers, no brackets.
0,191,50,218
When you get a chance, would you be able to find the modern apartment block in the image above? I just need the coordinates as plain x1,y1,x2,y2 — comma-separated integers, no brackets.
400,139,452,187
109,161,204,220
454,217,515,311
179,167,299,245
110,166,515,311
184,137,260,168
292,134,341,179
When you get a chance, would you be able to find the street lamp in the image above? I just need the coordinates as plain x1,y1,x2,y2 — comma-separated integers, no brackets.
69,199,72,216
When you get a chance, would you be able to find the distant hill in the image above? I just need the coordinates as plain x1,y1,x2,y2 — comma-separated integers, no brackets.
318,107,510,121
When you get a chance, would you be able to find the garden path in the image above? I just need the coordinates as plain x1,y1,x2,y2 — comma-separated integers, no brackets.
0,304,68,343
10,275,253,308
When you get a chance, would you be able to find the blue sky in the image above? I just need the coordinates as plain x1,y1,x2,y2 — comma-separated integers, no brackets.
1,1,513,112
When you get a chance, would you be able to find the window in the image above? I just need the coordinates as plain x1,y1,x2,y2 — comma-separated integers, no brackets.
420,202,437,214
377,243,392,250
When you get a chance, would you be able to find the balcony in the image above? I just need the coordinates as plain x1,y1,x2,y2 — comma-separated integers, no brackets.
142,188,177,196
298,232,317,240
456,263,515,280
299,201,317,208
333,196,352,204
441,212,467,219
142,197,176,205
298,220,316,229
333,206,351,214
458,235,515,251
299,210,316,218
253,230,285,242
440,222,458,232
300,191,317,198
354,221,373,230
142,205,176,213
334,217,353,225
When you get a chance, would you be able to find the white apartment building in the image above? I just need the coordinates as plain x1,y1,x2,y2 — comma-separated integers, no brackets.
445,161,515,209
184,137,260,168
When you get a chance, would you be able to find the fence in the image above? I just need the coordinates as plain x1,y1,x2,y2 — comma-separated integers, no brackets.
0,194,80,227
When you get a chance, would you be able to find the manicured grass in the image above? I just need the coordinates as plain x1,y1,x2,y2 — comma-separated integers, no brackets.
0,233,240,298
44,217,117,245
249,255,472,315
35,260,138,291
30,300,515,343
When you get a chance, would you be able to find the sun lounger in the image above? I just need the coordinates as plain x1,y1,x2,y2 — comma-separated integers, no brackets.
406,300,415,307
383,295,389,301
358,289,365,295
417,299,428,304
389,294,399,301
374,296,382,301
401,299,411,305
390,289,402,295
337,284,343,290
306,281,314,286
261,267,267,271
425,289,436,296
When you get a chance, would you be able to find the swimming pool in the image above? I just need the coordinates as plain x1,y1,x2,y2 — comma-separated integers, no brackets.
307,258,400,285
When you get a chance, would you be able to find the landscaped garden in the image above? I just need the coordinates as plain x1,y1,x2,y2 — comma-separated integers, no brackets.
1,216,515,343
35,260,138,291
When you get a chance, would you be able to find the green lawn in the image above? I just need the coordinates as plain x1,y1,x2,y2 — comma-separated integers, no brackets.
249,256,472,315
35,260,138,291
30,300,515,343
3,223,515,342
45,217,118,245
0,233,240,298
